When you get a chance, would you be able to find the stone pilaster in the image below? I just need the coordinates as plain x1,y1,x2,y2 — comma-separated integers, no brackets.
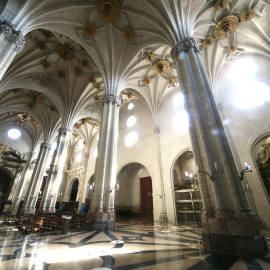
37,128,72,213
171,37,268,256
86,94,120,231
153,124,168,223
20,143,51,215
0,20,25,79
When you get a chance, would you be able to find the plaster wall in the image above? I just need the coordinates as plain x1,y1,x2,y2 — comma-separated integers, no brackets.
117,91,194,224
217,57,270,227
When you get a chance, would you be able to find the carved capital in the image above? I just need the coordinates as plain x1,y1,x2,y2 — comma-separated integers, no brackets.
153,125,160,134
171,37,199,59
46,164,58,175
58,127,72,136
41,142,52,150
0,20,25,53
102,94,121,107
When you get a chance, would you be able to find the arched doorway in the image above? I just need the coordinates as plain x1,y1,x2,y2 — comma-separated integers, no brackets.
116,163,153,222
253,135,270,199
67,178,79,213
172,150,202,226
0,167,14,213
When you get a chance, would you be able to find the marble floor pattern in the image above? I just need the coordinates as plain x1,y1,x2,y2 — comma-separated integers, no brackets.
0,221,270,270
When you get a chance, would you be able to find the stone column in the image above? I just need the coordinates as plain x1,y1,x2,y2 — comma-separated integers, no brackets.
153,124,168,223
171,37,268,256
37,127,72,213
10,151,34,214
20,143,51,215
86,94,120,231
0,20,25,80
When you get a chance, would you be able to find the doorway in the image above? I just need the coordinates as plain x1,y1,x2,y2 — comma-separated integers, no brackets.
116,163,153,221
68,178,79,213
140,176,153,221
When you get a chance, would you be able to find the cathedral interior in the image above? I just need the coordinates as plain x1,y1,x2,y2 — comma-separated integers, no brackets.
0,0,270,269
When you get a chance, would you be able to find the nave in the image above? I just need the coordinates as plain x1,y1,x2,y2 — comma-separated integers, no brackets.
0,221,270,270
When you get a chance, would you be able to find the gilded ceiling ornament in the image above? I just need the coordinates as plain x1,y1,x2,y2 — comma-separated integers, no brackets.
89,77,96,83
123,28,134,40
38,42,47,51
214,0,228,12
41,60,51,69
227,43,238,54
94,96,100,101
7,112,14,115
50,106,57,112
153,60,170,75
40,29,54,39
96,84,101,90
58,70,65,78
83,118,92,124
144,76,152,84
85,23,96,36
203,36,214,48
82,59,89,68
34,121,40,126
57,45,73,61
18,113,31,121
266,137,270,145
96,0,121,23
167,78,176,85
74,68,82,76
240,9,255,22
74,124,81,129
214,15,239,40
28,92,43,109
145,54,156,63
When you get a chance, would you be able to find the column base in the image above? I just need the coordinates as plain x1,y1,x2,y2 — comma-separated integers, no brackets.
202,211,269,257
20,207,36,215
202,232,268,257
85,220,115,231
85,210,115,231
36,207,56,214
159,213,168,224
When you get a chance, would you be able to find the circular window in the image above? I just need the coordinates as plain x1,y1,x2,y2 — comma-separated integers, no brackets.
128,103,134,110
127,116,136,127
125,132,138,148
233,81,269,109
173,93,184,107
7,128,21,139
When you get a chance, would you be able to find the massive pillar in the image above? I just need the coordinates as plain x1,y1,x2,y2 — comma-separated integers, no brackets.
37,127,71,213
10,151,34,214
0,20,25,80
86,94,120,231
171,37,268,256
20,143,51,215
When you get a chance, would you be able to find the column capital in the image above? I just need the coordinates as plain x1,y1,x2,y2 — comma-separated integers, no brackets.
46,164,58,175
0,20,25,53
41,142,52,149
171,37,199,59
102,94,121,107
153,125,160,134
58,127,72,136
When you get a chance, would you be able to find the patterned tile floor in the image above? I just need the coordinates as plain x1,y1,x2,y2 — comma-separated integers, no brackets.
0,221,270,270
